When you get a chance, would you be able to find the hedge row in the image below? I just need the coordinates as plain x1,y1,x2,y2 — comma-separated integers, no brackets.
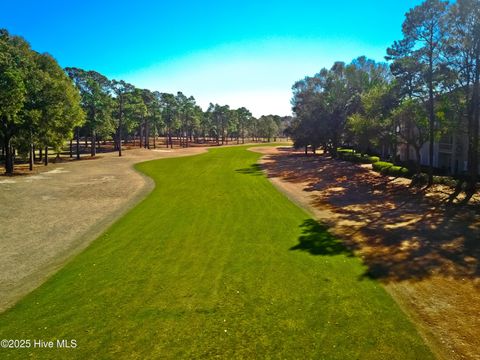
372,161,393,172
337,149,458,186
338,149,411,178
433,176,457,187
337,149,380,164
371,161,410,177
411,173,461,187
385,166,410,177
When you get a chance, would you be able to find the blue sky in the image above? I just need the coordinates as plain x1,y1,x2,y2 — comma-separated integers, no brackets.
2,0,423,116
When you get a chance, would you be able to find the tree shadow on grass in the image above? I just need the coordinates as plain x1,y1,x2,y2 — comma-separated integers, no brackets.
290,219,352,256
235,163,263,176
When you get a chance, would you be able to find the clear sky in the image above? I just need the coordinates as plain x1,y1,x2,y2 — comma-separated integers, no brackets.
2,0,423,117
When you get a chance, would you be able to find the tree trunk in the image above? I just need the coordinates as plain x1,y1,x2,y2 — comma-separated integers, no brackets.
415,147,422,174
466,56,480,199
427,58,435,186
91,129,96,157
118,96,124,156
4,137,14,175
44,146,48,166
331,137,339,158
118,127,122,157
144,118,148,149
76,128,80,160
69,140,73,158
29,143,34,171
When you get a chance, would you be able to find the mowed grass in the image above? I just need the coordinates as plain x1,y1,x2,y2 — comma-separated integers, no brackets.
0,146,433,359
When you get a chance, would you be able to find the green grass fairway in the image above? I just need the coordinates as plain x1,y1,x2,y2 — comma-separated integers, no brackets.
0,146,433,359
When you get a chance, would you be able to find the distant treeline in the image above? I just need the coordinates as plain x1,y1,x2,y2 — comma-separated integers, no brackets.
0,29,292,174
288,0,480,198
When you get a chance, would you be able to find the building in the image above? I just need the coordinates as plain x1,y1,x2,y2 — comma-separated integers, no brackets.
397,132,477,176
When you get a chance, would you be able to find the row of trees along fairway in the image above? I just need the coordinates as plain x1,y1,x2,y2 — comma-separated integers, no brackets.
65,73,291,158
0,29,84,174
0,29,291,175
289,0,480,199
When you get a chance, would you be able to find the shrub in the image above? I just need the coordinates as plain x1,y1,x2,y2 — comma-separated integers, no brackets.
411,173,429,186
386,166,410,177
433,176,457,187
337,149,380,164
351,154,380,164
372,161,393,172
337,148,355,161
373,163,410,177
350,153,366,163
337,148,354,154
339,152,356,162
411,174,458,187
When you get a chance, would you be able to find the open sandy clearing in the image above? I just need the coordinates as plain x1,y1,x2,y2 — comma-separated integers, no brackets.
253,146,480,360
0,147,206,312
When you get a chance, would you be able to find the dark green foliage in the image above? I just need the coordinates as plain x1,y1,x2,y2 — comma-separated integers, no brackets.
290,57,390,155
337,149,379,164
0,29,84,173
411,173,430,186
433,175,458,187
416,172,464,187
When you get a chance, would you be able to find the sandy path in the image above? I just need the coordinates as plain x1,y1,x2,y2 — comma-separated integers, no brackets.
0,147,206,312
253,146,480,360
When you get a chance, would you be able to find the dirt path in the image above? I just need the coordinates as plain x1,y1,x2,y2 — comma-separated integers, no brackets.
253,146,480,360
0,147,206,312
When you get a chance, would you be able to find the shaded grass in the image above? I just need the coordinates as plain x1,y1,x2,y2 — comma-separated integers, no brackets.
0,146,433,359
290,219,352,256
